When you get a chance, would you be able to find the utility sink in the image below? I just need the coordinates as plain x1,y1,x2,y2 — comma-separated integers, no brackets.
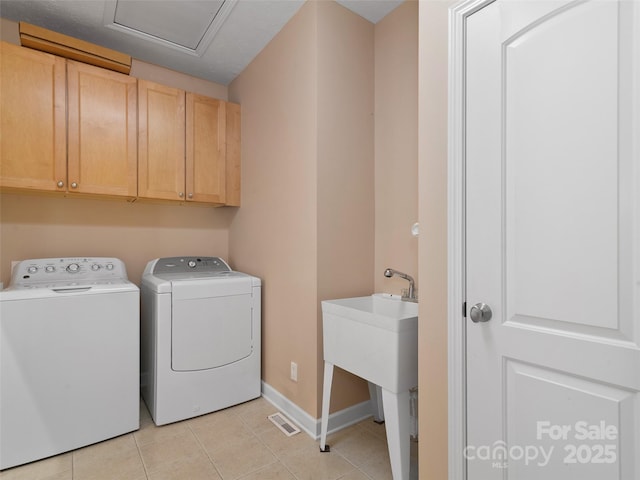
319,294,418,480
321,293,418,393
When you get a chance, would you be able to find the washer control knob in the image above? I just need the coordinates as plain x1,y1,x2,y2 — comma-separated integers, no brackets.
106,263,114,271
27,266,38,274
66,263,80,273
45,266,56,273
188,260,197,268
91,264,101,271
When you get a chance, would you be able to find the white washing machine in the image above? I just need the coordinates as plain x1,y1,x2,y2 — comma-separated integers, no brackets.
140,256,261,426
0,257,139,470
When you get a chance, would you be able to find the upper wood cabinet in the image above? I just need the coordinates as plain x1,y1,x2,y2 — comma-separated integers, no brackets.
0,41,66,192
186,93,226,204
138,79,186,200
0,43,137,198
2,42,239,205
67,60,137,197
138,80,234,205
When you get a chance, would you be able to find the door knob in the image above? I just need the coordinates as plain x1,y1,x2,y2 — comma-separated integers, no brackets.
470,303,492,323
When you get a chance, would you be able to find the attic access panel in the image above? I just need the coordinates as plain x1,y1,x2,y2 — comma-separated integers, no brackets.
104,0,236,54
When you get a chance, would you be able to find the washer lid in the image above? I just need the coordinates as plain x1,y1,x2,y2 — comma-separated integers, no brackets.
0,281,138,300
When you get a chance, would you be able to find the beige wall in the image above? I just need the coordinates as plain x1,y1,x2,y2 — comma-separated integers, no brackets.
0,194,234,286
418,1,455,478
228,0,419,419
316,1,375,413
374,1,419,295
227,2,321,416
228,1,376,417
0,18,233,288
0,17,19,43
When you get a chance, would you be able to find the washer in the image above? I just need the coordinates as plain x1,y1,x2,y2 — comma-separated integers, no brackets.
140,256,261,426
0,257,139,470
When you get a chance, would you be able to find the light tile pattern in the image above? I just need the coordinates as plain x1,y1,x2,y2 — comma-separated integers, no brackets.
0,397,418,480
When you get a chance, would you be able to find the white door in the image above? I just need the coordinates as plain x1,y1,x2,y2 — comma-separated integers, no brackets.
465,0,640,478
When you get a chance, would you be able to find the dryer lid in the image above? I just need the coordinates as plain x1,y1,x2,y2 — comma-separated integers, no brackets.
151,257,230,276
141,256,261,293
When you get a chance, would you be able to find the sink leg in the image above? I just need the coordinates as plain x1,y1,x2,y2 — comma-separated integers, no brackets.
368,382,384,423
381,389,410,480
319,361,334,452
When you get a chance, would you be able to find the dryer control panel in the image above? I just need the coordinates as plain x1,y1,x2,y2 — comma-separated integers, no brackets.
152,257,231,275
9,257,129,287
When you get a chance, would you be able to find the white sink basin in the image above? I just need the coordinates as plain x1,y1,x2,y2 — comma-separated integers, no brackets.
321,294,418,393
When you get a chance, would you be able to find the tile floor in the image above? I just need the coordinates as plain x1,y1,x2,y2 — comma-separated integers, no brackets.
0,397,418,480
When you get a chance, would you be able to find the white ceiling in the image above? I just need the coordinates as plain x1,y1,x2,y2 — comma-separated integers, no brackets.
0,0,404,86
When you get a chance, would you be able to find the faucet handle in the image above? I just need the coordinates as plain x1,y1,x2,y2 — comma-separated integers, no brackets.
401,288,418,303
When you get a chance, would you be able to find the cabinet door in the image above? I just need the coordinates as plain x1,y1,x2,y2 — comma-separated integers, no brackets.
186,93,226,203
138,80,186,201
225,102,241,207
67,60,137,197
0,42,66,191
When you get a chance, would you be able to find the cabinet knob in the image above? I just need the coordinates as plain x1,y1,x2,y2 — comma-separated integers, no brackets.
70,182,78,189
188,193,193,199
179,192,184,198
57,181,64,188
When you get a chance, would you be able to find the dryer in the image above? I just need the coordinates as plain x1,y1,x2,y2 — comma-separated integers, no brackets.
0,257,139,470
140,257,261,426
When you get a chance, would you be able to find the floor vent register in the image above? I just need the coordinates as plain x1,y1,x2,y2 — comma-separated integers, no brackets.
268,412,301,437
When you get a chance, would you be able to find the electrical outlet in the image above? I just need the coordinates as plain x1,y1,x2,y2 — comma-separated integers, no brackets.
290,361,298,382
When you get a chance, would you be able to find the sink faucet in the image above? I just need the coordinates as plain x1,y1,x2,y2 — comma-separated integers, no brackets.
383,268,417,302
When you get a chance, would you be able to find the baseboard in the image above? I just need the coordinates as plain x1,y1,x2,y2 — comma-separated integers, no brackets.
261,381,372,439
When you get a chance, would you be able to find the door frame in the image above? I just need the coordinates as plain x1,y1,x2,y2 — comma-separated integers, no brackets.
447,1,494,479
